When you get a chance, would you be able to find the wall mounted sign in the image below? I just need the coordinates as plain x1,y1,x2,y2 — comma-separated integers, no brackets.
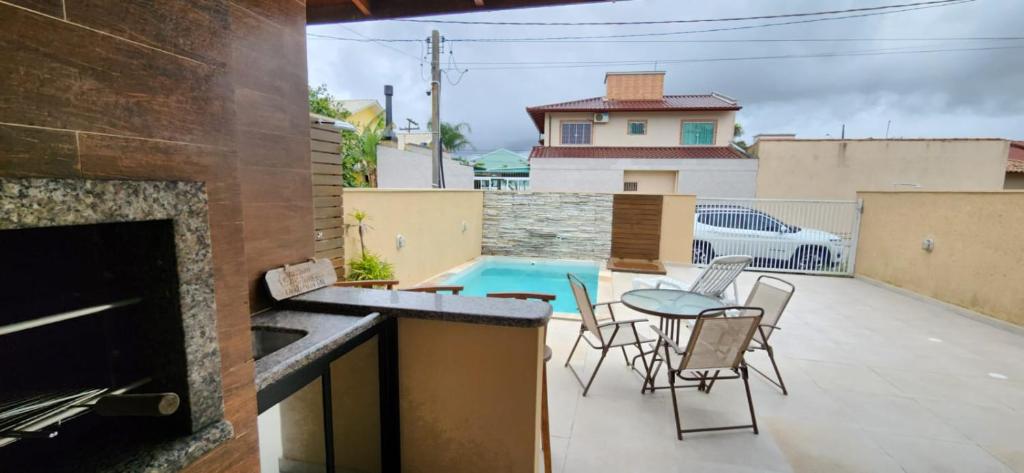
265,258,337,301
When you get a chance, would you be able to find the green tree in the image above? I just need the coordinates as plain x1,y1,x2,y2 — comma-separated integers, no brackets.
438,122,473,153
733,121,748,150
308,84,349,120
340,114,385,187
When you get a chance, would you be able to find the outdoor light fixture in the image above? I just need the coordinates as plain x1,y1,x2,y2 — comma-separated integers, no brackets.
396,234,406,250
922,238,935,252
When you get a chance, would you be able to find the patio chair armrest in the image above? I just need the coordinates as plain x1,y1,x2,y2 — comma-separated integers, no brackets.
650,326,684,355
593,301,623,321
406,285,464,295
335,279,400,289
597,318,647,328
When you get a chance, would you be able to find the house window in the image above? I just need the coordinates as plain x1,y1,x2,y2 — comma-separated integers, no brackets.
627,120,647,135
682,121,715,145
623,182,638,192
560,122,592,145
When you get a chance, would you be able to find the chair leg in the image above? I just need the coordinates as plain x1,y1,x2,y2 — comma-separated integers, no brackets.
632,342,652,394
564,329,584,367
748,345,788,395
620,346,630,366
668,370,683,441
741,365,759,435
766,345,788,395
541,365,552,473
581,349,609,397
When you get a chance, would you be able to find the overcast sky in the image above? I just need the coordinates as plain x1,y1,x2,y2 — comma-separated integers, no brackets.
307,0,1024,154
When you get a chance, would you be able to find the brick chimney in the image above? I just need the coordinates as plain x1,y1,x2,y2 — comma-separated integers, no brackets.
604,71,665,101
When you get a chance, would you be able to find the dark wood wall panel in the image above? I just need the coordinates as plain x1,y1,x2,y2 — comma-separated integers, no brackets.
64,0,230,65
0,4,232,147
0,124,79,177
4,0,62,17
1,1,314,471
229,1,314,312
611,194,664,260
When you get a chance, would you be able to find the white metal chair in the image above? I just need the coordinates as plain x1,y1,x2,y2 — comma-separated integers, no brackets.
565,273,653,397
633,255,752,304
739,276,795,394
651,307,764,440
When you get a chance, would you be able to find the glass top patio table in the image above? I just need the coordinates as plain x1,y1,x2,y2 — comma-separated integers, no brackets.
620,289,724,319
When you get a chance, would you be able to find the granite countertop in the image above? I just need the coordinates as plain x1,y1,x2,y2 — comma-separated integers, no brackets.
254,288,552,398
252,309,386,391
280,286,553,328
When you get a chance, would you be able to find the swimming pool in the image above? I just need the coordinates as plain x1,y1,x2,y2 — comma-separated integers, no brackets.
443,257,599,313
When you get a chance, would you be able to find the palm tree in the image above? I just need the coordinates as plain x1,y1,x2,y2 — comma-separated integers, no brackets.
440,122,472,153
733,122,748,150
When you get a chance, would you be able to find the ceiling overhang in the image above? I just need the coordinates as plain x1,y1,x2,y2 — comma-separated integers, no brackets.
307,0,607,25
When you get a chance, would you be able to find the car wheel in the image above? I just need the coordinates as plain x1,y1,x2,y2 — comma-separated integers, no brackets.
693,241,714,264
791,246,829,271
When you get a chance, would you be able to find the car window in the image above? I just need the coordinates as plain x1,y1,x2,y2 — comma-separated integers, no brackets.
749,215,781,232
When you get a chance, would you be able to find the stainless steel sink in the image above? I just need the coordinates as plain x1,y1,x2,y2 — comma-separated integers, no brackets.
252,326,307,361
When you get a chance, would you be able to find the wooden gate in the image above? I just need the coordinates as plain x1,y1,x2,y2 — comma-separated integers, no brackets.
310,122,345,276
611,194,663,260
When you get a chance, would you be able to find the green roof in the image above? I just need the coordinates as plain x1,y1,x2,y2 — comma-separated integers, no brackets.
473,149,528,171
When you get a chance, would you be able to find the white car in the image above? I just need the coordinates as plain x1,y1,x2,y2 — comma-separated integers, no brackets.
693,207,845,271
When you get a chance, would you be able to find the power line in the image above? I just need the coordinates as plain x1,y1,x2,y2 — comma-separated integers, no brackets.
394,0,969,26
461,45,1024,71
451,36,1024,45
449,1,974,42
307,34,1024,45
314,26,423,61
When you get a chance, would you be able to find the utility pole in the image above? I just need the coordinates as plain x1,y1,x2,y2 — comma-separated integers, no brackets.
429,30,442,188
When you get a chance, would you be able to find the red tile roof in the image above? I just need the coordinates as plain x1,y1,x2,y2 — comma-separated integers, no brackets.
529,146,750,160
526,94,741,131
1009,141,1024,173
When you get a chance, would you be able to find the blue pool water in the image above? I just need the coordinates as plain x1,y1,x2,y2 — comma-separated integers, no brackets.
444,257,599,313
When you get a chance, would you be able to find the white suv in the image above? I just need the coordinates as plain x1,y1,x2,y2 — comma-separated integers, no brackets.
693,206,845,271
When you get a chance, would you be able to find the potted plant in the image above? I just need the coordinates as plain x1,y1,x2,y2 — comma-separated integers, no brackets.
346,210,395,281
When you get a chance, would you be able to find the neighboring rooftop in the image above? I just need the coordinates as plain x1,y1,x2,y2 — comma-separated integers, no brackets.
529,145,750,160
474,148,530,171
526,94,741,131
1009,141,1024,173
336,98,382,115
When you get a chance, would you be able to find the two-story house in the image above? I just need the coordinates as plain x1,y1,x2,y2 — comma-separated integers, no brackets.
526,71,757,196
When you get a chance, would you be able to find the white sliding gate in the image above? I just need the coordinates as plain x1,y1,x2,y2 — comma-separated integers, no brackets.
692,198,862,276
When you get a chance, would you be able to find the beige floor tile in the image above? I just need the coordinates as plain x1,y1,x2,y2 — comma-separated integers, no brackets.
763,418,905,473
869,433,1013,473
826,390,968,441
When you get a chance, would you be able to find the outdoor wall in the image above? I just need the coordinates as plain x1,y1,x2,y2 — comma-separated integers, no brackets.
753,139,1010,200
623,170,677,193
377,145,474,189
530,157,757,197
398,318,543,473
342,189,483,285
856,191,1024,326
544,110,736,147
659,195,697,263
483,192,613,259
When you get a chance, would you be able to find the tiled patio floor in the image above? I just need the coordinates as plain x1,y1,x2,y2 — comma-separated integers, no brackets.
546,266,1024,473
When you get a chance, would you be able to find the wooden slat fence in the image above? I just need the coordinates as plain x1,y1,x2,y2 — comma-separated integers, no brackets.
311,122,345,275
611,194,663,260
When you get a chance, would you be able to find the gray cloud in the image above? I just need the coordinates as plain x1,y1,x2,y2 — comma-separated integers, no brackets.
307,0,1024,152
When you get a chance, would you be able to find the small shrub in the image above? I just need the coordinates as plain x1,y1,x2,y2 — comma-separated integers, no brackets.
347,252,395,281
